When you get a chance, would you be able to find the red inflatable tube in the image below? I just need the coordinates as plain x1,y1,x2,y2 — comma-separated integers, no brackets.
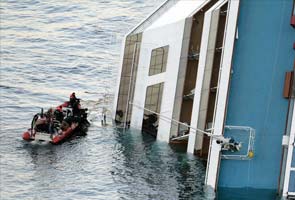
51,127,73,144
22,127,76,144
22,131,31,141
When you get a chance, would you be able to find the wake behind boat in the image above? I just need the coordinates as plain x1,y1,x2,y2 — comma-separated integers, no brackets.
22,93,90,144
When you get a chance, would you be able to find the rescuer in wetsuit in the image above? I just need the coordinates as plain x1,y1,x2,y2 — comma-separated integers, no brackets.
69,92,77,106
58,92,82,129
54,106,64,122
69,92,81,116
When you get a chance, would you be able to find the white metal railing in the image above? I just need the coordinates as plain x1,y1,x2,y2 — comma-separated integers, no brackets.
283,100,295,197
221,126,255,160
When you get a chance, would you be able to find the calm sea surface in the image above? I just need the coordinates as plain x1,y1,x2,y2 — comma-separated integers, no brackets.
0,1,279,200
0,1,207,199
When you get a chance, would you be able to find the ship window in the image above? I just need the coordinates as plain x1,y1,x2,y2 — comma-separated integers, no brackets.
142,82,164,136
149,46,169,76
115,33,142,124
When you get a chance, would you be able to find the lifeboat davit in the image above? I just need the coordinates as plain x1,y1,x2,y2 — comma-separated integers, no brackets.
22,95,90,144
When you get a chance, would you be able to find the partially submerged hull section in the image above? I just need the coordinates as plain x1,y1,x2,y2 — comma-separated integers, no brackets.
113,0,295,198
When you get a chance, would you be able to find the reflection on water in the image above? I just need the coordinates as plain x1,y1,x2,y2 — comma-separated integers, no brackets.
111,129,207,200
2,127,206,200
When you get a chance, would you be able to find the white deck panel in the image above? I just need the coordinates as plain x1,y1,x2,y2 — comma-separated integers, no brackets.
205,0,240,190
34,132,52,142
147,0,208,31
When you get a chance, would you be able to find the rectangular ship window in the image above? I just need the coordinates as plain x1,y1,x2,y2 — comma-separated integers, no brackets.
142,82,164,136
115,33,142,124
149,46,169,76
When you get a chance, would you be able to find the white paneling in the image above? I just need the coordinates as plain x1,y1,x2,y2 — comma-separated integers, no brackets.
283,101,295,197
205,0,240,190
131,20,186,142
114,0,171,119
147,0,208,31
187,0,226,154
113,38,127,119
170,18,193,137
130,0,170,34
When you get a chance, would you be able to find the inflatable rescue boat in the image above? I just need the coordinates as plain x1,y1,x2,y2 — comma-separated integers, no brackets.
22,93,90,144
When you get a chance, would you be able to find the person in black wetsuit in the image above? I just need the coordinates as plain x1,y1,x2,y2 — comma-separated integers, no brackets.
54,106,64,122
69,92,81,116
69,92,77,106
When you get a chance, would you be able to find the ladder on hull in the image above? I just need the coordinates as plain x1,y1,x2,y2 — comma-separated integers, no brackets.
282,102,295,199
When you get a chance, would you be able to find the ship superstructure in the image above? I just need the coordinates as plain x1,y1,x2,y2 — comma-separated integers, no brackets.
113,0,295,198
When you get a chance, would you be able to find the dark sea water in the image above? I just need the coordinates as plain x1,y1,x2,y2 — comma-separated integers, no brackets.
0,1,208,199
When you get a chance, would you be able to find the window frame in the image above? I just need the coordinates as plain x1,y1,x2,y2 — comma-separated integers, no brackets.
148,46,169,76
